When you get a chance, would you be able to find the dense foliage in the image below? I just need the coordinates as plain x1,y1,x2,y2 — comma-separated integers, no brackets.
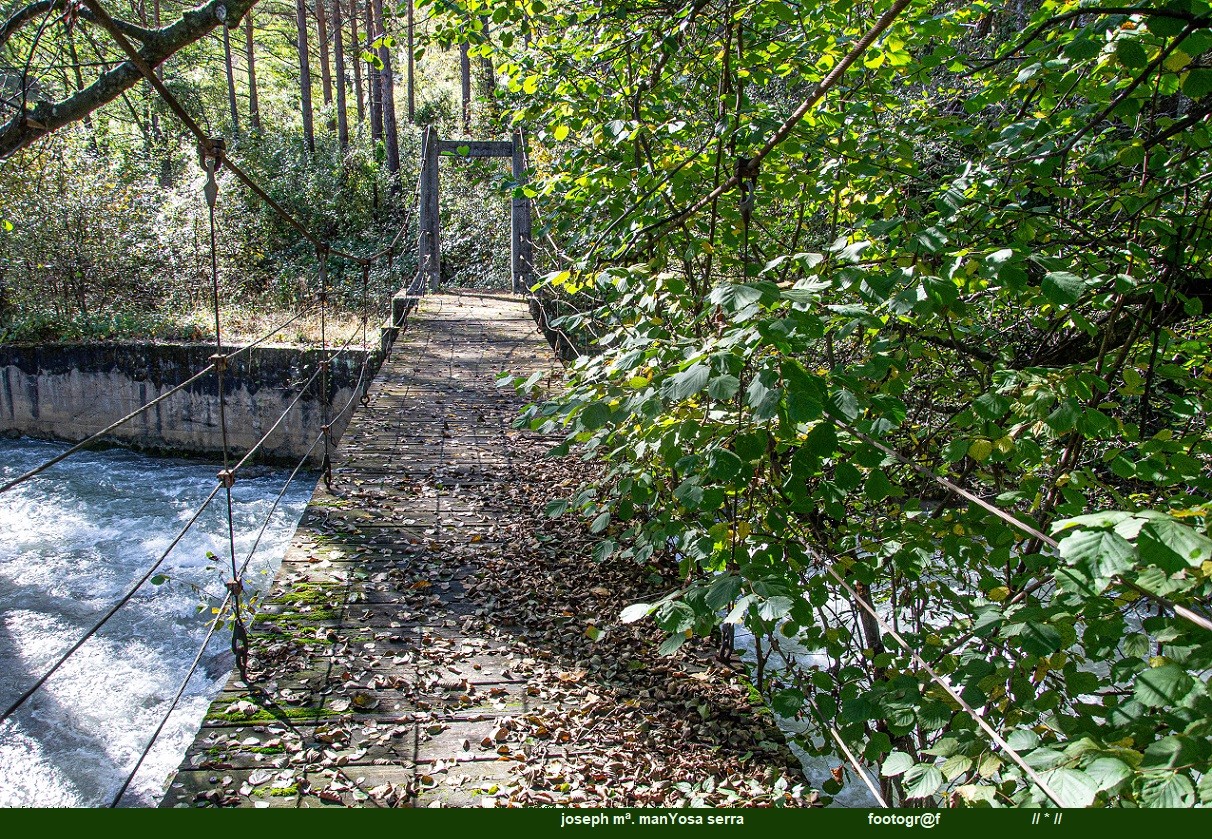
424,0,1212,808
4,0,1211,809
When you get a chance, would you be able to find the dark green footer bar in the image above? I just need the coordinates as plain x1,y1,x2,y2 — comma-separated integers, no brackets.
3,808,1207,837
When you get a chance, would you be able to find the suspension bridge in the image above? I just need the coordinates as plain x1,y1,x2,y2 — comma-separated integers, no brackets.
0,5,815,807
11,0,1207,810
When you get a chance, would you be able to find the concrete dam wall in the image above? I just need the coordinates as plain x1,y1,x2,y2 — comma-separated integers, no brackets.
0,342,382,463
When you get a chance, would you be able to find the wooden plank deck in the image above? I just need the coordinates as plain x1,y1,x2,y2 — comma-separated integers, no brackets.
162,290,809,809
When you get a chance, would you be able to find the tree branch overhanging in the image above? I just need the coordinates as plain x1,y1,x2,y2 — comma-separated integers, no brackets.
0,0,157,51
0,0,258,158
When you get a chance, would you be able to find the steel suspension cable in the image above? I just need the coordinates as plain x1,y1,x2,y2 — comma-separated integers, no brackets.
203,147,248,681
109,596,231,808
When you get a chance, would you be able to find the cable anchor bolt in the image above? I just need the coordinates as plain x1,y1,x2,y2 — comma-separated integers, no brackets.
217,469,236,488
225,578,243,597
209,353,228,373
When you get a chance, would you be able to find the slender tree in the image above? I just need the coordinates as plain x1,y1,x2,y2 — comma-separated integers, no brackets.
221,16,240,135
478,17,497,123
245,11,260,132
332,0,349,150
295,0,315,152
405,0,414,123
372,0,399,174
315,0,335,131
348,0,365,125
365,0,382,142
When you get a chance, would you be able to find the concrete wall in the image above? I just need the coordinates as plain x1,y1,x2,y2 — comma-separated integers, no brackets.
0,342,384,463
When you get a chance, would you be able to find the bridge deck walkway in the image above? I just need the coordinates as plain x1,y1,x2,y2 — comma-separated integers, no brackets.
163,290,808,809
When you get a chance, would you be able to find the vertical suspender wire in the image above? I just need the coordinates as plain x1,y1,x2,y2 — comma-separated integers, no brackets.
318,248,333,489
204,147,248,682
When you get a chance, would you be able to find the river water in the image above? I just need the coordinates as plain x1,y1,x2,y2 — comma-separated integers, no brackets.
0,438,315,807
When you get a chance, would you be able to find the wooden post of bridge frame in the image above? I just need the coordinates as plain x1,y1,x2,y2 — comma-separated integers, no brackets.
510,131,534,294
419,125,441,292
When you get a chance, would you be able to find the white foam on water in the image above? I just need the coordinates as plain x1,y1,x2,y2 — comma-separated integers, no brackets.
0,439,315,807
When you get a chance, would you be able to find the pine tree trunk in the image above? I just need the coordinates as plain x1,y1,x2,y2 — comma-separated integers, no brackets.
349,0,364,125
245,12,260,132
332,0,349,150
479,17,497,123
372,0,400,175
296,0,315,153
316,0,335,131
365,0,382,142
222,20,240,135
406,0,415,123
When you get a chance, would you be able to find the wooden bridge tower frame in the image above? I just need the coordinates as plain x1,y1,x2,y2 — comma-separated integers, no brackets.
417,126,534,294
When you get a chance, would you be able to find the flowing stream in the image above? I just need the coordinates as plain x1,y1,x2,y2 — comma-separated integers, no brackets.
0,438,314,807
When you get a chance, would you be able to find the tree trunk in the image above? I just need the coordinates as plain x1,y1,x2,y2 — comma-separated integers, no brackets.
349,0,364,125
245,11,260,132
479,17,497,123
332,0,348,150
221,19,240,135
296,0,315,153
459,41,471,134
372,0,400,175
316,0,335,131
365,0,382,142
406,0,415,123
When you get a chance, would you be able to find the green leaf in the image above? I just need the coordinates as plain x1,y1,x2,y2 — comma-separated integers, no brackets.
968,439,993,462
758,596,795,622
705,576,742,611
707,449,744,482
1085,757,1132,792
1182,68,1212,99
1116,38,1149,70
1140,772,1196,808
658,632,689,656
864,469,900,502
1018,621,1062,656
1058,528,1135,591
553,124,570,141
1137,519,1212,569
1134,663,1196,708
973,392,1011,420
707,374,740,400
150,574,168,585
882,751,915,777
543,499,568,518
903,763,944,799
620,603,653,623
1041,768,1099,808
1142,735,1208,770
1042,271,1085,306
580,401,610,430
663,362,710,401
771,689,805,717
